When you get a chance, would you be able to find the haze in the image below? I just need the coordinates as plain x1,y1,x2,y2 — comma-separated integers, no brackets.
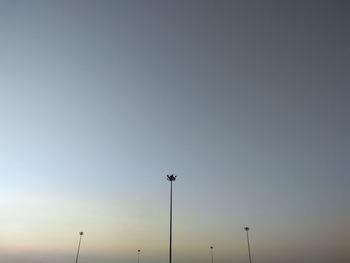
0,1,349,263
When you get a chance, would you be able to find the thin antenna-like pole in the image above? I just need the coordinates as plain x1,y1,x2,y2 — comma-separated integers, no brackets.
75,232,84,263
244,227,252,263
167,174,176,263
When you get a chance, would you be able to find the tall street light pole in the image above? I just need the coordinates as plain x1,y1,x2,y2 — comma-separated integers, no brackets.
75,232,84,263
137,249,141,263
210,246,214,263
167,174,176,263
244,227,252,263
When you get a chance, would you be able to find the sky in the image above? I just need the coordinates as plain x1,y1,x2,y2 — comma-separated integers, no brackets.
0,0,349,263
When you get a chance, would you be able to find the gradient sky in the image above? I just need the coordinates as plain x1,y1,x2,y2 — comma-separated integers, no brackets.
0,1,349,263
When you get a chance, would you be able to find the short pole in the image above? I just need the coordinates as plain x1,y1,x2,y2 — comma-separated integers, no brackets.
137,249,141,263
75,232,84,263
244,227,252,263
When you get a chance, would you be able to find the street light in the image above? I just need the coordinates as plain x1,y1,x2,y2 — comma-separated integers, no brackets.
75,232,84,263
167,174,176,263
137,249,141,263
244,227,252,263
210,246,214,263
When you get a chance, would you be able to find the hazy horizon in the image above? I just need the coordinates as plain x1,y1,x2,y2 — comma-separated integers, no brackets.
0,1,349,263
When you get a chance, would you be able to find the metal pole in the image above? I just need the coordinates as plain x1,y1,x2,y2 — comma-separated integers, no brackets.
169,179,173,263
167,174,176,263
75,232,84,263
137,249,141,263
244,227,252,263
210,246,214,263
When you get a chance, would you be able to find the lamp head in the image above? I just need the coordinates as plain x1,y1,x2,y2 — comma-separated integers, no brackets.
167,174,177,181
244,227,250,231
79,232,84,235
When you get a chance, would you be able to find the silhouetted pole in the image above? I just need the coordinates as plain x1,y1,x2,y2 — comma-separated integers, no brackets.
137,249,141,263
167,174,176,263
75,232,84,263
210,246,214,263
244,227,252,263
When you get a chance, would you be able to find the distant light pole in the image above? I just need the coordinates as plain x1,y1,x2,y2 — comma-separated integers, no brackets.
167,174,177,263
137,249,141,263
210,246,214,263
75,232,84,263
244,227,252,263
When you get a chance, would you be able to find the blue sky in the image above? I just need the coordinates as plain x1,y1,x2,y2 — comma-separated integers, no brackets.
0,1,349,263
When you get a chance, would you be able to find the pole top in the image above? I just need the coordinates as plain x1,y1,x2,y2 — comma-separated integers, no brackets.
79,232,84,235
167,174,177,181
138,250,141,252
244,227,250,231
210,246,213,249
